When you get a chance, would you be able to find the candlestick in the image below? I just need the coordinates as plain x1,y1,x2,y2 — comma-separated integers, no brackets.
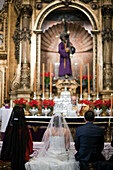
96,94,99,100
49,93,52,100
42,93,45,101
5,66,8,98
34,63,36,93
33,92,36,100
42,63,45,94
42,63,45,100
111,93,113,117
50,63,52,94
80,64,82,96
87,63,90,95
49,63,52,100
80,94,83,101
88,94,91,101
97,63,99,95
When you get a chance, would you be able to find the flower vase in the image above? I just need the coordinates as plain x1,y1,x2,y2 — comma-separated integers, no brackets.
106,109,113,116
29,108,38,116
94,108,102,117
42,108,51,116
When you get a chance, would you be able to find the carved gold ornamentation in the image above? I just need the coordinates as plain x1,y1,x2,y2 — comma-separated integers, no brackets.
19,3,32,90
10,64,21,91
103,64,112,90
20,63,30,89
102,2,112,91
55,79,78,96
105,126,111,142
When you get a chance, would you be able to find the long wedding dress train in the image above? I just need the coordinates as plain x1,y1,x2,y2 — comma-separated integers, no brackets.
25,136,80,170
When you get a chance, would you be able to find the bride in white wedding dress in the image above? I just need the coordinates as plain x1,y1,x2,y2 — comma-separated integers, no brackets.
25,114,80,170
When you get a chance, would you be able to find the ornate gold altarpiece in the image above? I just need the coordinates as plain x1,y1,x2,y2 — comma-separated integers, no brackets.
0,0,113,158
0,0,113,106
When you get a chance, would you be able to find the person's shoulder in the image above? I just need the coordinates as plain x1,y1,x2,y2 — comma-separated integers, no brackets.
77,103,82,107
45,128,50,135
63,128,69,135
93,124,104,131
76,124,86,131
59,42,64,45
65,128,70,133
0,106,5,110
91,123,104,135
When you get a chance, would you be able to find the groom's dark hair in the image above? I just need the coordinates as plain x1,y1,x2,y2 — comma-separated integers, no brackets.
85,110,95,121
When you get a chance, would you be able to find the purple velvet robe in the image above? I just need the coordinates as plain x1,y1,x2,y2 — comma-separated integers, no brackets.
58,42,72,77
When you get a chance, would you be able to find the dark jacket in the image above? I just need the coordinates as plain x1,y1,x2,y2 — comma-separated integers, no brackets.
111,135,113,147
75,122,105,162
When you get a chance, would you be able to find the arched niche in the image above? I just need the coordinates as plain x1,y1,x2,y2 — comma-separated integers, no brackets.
33,1,101,94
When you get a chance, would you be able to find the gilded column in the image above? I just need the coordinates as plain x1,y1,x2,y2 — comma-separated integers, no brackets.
20,3,32,89
102,0,113,90
35,30,42,98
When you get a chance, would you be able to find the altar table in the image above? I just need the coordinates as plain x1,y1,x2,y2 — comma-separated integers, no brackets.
25,116,113,126
25,116,113,141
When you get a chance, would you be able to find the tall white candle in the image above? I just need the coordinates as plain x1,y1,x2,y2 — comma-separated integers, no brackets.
80,64,82,95
42,63,45,94
50,63,52,94
87,63,90,95
34,63,36,93
5,66,8,98
97,63,99,95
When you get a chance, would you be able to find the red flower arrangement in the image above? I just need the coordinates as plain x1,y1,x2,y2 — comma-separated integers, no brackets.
29,100,41,110
41,99,55,110
79,100,92,106
40,72,55,77
103,99,111,109
79,100,93,113
78,75,93,85
93,99,104,110
41,72,55,88
13,98,28,109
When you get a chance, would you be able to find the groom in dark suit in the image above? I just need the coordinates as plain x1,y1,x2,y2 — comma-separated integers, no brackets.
75,110,105,163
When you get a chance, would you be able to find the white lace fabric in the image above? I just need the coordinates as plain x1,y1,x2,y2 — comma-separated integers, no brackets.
25,114,80,170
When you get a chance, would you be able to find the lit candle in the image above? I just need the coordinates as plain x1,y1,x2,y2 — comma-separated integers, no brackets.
97,63,99,95
87,63,90,95
50,63,52,94
80,64,82,95
5,66,8,98
34,63,36,93
42,63,45,94
111,93,113,117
